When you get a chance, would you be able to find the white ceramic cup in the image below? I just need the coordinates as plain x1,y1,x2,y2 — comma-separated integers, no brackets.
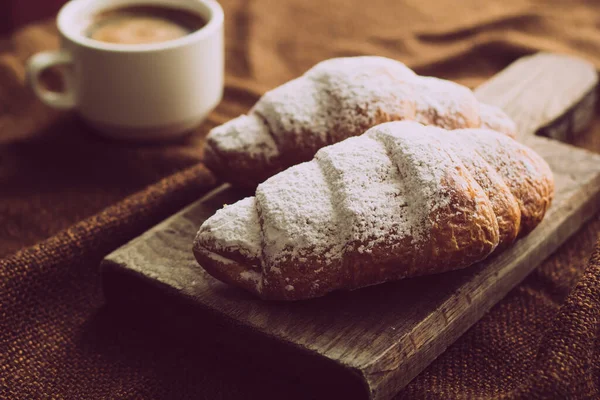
26,0,224,141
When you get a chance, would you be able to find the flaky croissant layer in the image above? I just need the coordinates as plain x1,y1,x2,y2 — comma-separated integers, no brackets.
204,56,517,188
194,121,554,301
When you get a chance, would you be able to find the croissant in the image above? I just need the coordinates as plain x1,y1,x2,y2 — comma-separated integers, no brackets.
194,121,554,301
204,56,517,188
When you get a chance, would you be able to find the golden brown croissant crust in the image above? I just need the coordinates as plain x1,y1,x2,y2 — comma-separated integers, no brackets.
204,56,517,188
194,122,554,301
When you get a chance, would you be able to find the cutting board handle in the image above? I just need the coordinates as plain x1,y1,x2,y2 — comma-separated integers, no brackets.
475,52,598,142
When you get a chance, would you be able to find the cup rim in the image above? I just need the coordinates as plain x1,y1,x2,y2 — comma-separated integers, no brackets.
57,0,223,52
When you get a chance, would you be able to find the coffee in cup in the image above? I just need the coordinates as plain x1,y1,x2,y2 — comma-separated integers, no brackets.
25,0,224,141
86,5,207,45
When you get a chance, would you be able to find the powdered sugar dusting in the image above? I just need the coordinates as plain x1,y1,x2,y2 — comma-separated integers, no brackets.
367,122,453,229
195,197,261,261
308,56,416,79
198,125,525,274
207,114,280,160
412,76,480,130
478,103,517,138
256,161,343,266
240,269,261,283
434,129,502,194
195,120,553,299
254,57,417,153
202,250,238,266
206,56,516,186
253,121,455,269
315,135,414,253
454,128,548,187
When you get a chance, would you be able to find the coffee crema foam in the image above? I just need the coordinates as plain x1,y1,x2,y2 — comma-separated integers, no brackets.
86,5,207,45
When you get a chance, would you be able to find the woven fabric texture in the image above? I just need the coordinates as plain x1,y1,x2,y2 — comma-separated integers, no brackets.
1,0,600,398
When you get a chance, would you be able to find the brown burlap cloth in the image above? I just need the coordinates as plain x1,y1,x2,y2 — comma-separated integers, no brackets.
1,0,600,399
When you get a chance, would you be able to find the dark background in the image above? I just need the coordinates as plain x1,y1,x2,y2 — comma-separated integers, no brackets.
2,0,66,33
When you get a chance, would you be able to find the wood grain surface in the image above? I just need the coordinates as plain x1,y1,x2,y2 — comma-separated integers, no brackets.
101,52,600,400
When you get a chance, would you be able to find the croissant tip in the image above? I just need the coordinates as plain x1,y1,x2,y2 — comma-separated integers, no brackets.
193,243,266,298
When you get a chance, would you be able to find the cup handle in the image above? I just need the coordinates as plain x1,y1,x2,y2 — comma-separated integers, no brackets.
26,50,76,110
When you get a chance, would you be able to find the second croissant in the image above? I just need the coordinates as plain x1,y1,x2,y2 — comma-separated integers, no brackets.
204,56,517,188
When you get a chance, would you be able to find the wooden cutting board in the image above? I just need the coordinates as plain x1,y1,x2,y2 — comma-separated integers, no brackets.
101,53,600,400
